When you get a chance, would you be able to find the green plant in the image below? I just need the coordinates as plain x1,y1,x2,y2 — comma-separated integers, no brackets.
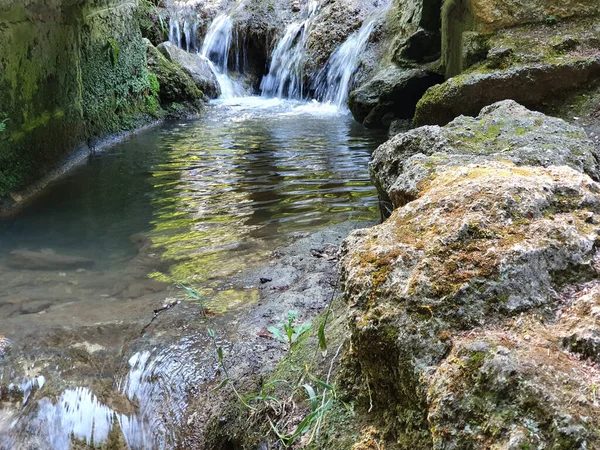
107,39,120,66
0,118,8,133
545,14,558,25
268,372,336,447
268,310,312,346
146,73,160,97
178,282,210,317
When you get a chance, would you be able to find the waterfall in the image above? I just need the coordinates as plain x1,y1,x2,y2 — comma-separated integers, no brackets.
200,14,245,99
260,0,320,99
313,0,392,107
167,0,201,53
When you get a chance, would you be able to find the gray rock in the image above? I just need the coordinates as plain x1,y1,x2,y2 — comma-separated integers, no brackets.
414,59,600,126
339,101,600,446
348,65,443,128
371,100,600,209
157,42,221,99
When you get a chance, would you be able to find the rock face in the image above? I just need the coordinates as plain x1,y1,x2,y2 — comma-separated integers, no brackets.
348,66,444,128
424,12,600,122
0,0,156,202
157,42,221,99
339,101,600,447
145,39,205,106
415,59,600,126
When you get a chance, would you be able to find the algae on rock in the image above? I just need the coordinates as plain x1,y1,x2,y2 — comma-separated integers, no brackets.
338,101,600,448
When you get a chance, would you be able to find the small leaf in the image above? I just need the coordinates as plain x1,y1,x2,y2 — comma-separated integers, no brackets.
318,311,331,353
217,346,224,362
302,384,319,411
295,322,312,338
207,328,215,338
267,326,287,343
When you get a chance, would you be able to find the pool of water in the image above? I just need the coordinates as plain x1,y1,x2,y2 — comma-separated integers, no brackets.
0,97,386,449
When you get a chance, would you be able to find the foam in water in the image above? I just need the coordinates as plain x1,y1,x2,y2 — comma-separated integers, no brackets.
260,0,320,99
313,1,392,106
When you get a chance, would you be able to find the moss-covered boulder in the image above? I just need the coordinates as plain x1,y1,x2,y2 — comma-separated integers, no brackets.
420,15,600,125
145,39,205,107
339,101,600,447
157,41,221,99
374,100,600,208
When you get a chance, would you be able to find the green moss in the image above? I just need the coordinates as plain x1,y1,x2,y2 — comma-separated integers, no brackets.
0,0,166,199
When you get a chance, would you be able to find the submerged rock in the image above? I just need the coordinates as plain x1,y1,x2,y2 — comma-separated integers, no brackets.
339,101,600,447
157,42,221,99
8,249,95,270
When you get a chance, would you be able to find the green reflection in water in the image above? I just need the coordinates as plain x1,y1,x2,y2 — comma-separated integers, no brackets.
146,100,385,303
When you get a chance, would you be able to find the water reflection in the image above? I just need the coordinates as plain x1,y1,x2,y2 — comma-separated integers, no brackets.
147,98,385,285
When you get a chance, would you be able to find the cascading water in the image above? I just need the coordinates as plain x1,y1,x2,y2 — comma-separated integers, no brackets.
200,14,245,98
167,0,201,52
260,0,320,99
313,0,392,107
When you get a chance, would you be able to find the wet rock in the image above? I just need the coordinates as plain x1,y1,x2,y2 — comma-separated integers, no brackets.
338,102,600,446
348,65,444,128
8,249,95,270
144,39,205,108
157,41,221,99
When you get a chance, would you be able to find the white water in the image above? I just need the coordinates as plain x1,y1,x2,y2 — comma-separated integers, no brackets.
200,14,246,98
260,0,320,99
167,0,202,52
313,1,392,106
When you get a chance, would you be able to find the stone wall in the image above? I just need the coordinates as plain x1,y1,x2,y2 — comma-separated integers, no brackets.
0,0,153,201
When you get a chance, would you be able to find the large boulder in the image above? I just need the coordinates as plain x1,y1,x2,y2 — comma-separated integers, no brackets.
145,39,205,107
157,42,221,99
415,58,600,126
374,100,600,208
423,14,600,123
348,65,443,128
339,101,600,447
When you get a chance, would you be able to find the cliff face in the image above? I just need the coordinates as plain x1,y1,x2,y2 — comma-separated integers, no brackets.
0,0,155,202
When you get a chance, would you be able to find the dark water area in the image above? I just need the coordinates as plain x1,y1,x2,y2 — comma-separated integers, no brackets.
0,98,385,280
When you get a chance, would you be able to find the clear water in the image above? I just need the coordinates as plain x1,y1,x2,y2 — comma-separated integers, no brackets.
0,97,384,328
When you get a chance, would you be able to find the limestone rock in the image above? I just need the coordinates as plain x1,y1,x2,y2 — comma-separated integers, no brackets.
157,42,221,99
348,65,443,128
470,0,600,31
373,100,600,208
415,59,600,126
339,101,600,446
144,39,205,107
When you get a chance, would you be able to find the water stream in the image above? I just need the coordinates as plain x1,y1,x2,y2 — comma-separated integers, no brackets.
0,98,386,449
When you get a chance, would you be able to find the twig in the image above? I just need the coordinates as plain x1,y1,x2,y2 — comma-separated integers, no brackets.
140,299,181,335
